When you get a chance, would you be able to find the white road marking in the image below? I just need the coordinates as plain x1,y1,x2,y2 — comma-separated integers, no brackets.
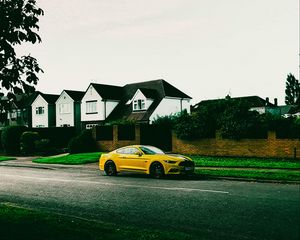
0,173,229,194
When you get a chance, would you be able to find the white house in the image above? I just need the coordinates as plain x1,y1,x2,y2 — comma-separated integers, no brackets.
31,93,59,128
80,80,192,128
81,83,122,129
93,79,192,126
56,90,85,130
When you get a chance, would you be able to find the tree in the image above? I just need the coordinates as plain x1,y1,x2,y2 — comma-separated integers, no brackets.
0,0,44,101
285,73,300,105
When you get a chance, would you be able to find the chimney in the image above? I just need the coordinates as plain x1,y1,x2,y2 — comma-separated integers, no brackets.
265,97,269,106
274,98,278,106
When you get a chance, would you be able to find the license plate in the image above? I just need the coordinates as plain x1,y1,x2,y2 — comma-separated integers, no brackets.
185,167,193,171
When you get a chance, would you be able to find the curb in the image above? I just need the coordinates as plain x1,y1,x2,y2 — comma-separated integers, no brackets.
203,175,300,185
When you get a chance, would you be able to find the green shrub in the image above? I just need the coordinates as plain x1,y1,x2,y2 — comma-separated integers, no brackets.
35,138,59,156
20,131,40,154
105,119,136,126
1,126,28,154
152,115,176,129
68,129,97,154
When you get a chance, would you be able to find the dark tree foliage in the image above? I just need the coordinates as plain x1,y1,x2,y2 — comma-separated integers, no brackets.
218,101,267,139
0,0,44,100
20,131,40,154
68,130,97,154
1,125,28,154
285,73,300,105
153,98,270,140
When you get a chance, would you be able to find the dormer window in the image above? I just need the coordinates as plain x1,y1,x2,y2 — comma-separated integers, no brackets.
133,99,145,111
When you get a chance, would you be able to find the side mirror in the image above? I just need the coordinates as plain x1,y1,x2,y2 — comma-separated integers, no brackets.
137,152,143,157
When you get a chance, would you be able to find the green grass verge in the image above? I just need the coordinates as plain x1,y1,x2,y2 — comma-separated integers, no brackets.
0,204,196,240
33,152,102,165
195,168,300,181
191,156,300,169
0,156,16,162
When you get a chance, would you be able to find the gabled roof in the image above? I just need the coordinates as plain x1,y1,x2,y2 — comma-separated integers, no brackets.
124,79,191,100
106,79,191,122
139,88,158,99
161,79,192,99
194,96,274,109
16,91,41,108
90,83,123,100
39,93,59,104
64,90,85,102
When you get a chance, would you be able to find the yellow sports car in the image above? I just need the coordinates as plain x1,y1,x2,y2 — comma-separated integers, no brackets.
99,145,194,178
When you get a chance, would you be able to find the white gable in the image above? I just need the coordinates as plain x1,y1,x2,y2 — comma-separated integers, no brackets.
149,97,191,123
82,85,102,102
32,94,49,128
129,89,154,111
56,91,74,104
32,94,47,107
56,91,75,127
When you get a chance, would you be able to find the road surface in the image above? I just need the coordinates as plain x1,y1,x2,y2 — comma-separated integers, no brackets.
0,161,299,240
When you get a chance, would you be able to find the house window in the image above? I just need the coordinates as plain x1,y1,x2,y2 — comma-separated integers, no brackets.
36,107,44,115
86,101,97,114
133,99,145,111
86,124,98,129
10,111,17,120
17,110,21,118
59,103,71,114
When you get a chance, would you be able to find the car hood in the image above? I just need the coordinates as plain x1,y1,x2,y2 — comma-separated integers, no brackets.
163,154,192,161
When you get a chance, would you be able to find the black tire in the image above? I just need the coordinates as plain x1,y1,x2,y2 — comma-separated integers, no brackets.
104,161,117,176
150,162,165,179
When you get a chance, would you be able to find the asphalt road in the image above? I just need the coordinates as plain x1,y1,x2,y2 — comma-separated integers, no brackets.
0,162,299,240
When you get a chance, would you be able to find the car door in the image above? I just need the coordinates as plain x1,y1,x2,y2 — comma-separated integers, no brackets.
118,147,148,172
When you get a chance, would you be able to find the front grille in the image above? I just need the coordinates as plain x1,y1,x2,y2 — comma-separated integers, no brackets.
179,160,194,167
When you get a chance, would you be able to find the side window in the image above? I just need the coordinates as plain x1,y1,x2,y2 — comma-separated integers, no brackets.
117,147,140,155
127,148,140,155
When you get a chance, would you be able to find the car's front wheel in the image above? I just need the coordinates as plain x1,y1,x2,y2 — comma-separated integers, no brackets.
104,161,117,176
150,162,165,179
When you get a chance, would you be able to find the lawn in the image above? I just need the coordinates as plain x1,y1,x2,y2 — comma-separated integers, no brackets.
31,152,300,181
191,156,300,169
195,168,300,181
0,204,196,240
0,156,16,162
33,152,102,164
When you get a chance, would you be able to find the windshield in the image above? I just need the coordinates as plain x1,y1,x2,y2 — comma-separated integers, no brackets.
140,146,165,155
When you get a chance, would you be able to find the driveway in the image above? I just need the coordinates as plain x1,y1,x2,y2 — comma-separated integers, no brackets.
0,160,299,240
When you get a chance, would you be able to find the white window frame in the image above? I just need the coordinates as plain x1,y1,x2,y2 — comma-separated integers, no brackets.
86,124,98,129
36,106,45,115
59,103,71,114
10,111,17,119
86,101,97,114
133,99,146,111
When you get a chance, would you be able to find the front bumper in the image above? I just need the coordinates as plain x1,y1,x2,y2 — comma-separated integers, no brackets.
166,161,195,175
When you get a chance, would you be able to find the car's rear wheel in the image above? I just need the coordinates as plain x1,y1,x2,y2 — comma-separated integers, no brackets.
150,162,165,179
104,161,117,176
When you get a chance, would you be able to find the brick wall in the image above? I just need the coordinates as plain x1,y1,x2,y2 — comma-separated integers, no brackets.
95,125,140,151
94,125,300,159
172,131,300,159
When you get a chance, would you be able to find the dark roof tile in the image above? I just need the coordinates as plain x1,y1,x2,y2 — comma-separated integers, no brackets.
90,83,123,100
64,90,85,101
40,93,59,104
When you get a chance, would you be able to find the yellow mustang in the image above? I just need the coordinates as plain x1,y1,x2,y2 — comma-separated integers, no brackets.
99,145,194,178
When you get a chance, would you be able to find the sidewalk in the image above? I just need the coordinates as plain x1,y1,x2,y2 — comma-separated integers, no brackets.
0,154,98,170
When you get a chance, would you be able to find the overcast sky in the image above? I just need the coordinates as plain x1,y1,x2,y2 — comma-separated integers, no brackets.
17,0,299,105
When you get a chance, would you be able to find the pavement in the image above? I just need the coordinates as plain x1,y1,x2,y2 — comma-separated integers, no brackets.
0,157,300,240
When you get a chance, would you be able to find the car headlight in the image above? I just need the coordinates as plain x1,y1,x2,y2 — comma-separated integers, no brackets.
164,160,177,164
